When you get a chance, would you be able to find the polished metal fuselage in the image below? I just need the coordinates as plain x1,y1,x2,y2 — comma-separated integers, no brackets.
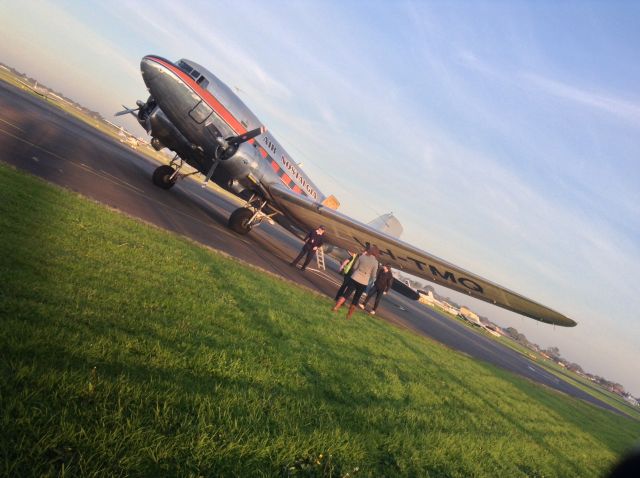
138,55,324,201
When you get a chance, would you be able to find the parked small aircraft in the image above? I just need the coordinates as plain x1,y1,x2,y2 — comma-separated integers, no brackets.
117,55,576,327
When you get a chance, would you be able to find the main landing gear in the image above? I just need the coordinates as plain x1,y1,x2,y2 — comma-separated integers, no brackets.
228,195,279,235
228,207,256,235
152,165,177,189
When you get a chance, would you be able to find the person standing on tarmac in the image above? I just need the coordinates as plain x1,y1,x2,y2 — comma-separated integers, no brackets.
290,226,325,271
332,245,379,319
335,250,360,300
360,264,393,315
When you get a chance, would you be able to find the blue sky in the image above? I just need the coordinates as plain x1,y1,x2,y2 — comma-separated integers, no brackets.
1,0,639,395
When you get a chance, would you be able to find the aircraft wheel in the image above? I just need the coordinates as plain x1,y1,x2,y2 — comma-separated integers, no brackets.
152,165,177,189
228,207,254,235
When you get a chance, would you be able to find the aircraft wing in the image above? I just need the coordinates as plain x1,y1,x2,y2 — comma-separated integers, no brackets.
268,184,576,327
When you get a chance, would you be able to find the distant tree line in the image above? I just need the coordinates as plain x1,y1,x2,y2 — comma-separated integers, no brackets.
504,327,631,397
0,62,101,120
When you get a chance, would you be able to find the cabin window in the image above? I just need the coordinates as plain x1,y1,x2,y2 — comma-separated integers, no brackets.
190,70,200,79
189,100,212,124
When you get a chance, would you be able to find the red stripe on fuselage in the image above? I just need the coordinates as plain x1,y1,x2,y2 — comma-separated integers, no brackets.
280,173,292,185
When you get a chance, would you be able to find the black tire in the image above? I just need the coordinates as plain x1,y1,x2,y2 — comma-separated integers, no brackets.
152,165,176,189
228,207,254,235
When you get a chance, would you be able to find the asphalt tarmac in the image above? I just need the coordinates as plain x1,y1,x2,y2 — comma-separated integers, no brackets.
0,81,626,416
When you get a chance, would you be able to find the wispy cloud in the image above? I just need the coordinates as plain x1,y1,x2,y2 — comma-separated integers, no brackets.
523,73,640,124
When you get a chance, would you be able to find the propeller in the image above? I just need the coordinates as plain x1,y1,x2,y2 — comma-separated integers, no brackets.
202,126,267,187
114,100,146,117
218,126,266,150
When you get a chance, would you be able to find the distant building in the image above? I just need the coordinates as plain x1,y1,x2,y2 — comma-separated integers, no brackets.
625,396,639,407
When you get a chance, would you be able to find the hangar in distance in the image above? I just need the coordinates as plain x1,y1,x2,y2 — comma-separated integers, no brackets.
116,54,576,328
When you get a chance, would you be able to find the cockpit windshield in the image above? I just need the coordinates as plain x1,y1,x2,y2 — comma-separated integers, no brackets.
177,60,193,75
176,59,208,88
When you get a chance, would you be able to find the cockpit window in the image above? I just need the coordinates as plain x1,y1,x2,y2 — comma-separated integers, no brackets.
176,60,209,88
196,76,209,88
177,60,193,74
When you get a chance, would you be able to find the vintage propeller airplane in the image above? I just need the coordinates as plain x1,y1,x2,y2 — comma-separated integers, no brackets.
117,54,576,327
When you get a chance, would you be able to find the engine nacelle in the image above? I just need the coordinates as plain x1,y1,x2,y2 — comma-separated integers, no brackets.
145,104,193,158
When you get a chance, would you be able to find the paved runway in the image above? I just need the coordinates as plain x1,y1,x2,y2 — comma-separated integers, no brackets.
0,81,625,416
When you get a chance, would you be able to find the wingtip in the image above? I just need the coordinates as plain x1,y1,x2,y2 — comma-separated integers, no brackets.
552,315,577,327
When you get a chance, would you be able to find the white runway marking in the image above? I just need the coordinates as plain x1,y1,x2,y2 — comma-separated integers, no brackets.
0,117,24,132
305,268,342,286
0,126,67,161
98,169,145,194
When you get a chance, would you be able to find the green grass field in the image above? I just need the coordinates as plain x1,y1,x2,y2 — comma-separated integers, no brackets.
422,300,640,421
1,163,639,477
487,334,640,421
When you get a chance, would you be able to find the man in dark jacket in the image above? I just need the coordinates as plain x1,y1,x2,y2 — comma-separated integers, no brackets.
290,226,325,271
360,264,393,315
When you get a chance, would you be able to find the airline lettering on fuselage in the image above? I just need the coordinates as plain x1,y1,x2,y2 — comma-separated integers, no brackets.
264,136,278,154
353,236,484,294
263,135,317,199
281,156,317,200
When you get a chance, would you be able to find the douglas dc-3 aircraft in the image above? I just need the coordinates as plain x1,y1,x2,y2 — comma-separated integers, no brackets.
117,54,576,327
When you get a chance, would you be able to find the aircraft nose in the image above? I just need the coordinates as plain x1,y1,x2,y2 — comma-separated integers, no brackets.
140,56,164,82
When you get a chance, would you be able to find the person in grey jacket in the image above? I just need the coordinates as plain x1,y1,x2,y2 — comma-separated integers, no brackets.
332,245,379,319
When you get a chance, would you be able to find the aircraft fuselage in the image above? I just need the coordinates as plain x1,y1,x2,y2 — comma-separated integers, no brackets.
138,55,324,202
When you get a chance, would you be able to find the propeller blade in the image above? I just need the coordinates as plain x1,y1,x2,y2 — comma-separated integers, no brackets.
215,126,266,159
226,126,266,147
114,105,140,117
